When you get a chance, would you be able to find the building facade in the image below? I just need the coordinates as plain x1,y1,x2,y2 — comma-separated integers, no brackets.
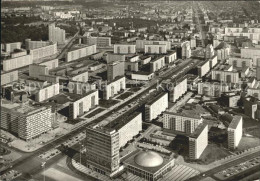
150,56,165,73
144,44,167,54
29,43,57,61
48,23,66,44
145,92,168,122
198,82,229,97
35,83,60,102
102,76,126,100
228,116,243,149
1,70,18,86
107,61,125,82
66,45,97,62
69,90,99,119
113,44,136,54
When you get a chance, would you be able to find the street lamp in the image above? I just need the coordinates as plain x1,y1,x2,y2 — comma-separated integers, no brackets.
41,161,46,181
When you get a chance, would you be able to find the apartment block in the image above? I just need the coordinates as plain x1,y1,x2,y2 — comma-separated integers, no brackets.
165,51,177,64
205,44,214,59
107,60,125,82
144,44,167,54
48,23,66,44
228,57,253,68
106,53,125,64
228,116,243,149
241,48,260,66
10,50,27,58
4,42,22,53
69,90,99,119
131,72,154,81
189,124,208,159
1,100,53,140
70,71,88,82
163,112,203,134
211,67,239,83
85,126,120,176
244,96,260,119
3,54,33,71
136,39,171,51
198,82,229,97
35,83,60,102
25,39,50,50
145,92,168,122
197,60,210,77
150,56,165,72
29,43,57,61
102,76,126,100
83,36,111,47
209,55,218,68
66,44,97,62
181,41,191,59
104,112,142,148
114,44,136,54
29,64,49,79
1,70,18,86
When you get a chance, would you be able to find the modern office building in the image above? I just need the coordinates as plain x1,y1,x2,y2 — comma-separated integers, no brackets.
1,70,18,86
228,116,243,149
107,60,125,82
2,54,33,71
136,39,171,51
163,112,203,134
198,82,229,97
29,42,58,61
1,100,53,140
144,44,167,54
145,92,168,122
150,56,165,73
113,44,136,54
102,76,126,100
82,36,111,47
66,44,97,62
69,90,99,119
48,23,66,44
35,83,60,102
181,41,191,59
123,150,175,181
189,123,208,159
25,39,50,50
85,125,120,176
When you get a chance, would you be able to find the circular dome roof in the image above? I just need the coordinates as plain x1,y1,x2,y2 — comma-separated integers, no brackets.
134,151,163,167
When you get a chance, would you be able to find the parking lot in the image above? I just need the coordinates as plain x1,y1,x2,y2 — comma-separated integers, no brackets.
215,156,260,180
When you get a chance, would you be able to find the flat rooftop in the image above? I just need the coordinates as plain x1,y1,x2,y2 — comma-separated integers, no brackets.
229,116,242,129
146,92,167,106
70,44,95,51
189,123,208,139
103,112,141,131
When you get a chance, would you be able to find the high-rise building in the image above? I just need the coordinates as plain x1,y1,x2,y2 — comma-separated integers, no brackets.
66,44,96,62
163,112,203,134
1,70,18,86
145,92,168,122
25,39,50,50
3,42,22,53
82,36,111,47
150,56,165,72
107,61,125,82
144,44,167,54
228,116,243,149
102,76,126,100
69,90,98,119
1,100,53,141
113,44,136,54
197,82,229,97
48,23,65,44
244,96,260,119
189,123,208,159
85,125,120,176
136,39,171,51
181,41,191,59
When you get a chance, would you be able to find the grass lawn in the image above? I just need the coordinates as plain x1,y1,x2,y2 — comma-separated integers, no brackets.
237,137,260,151
99,99,120,108
198,143,231,164
85,108,105,118
116,92,133,100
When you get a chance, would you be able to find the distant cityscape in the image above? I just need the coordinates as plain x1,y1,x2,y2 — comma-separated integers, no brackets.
1,1,260,181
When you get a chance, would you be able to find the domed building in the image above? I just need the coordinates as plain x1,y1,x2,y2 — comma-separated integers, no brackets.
123,150,174,181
